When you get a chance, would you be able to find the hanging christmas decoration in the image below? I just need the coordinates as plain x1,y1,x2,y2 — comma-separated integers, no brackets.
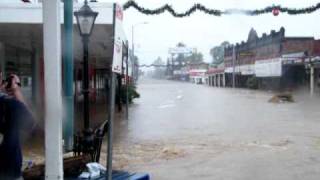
272,6,280,16
122,0,320,17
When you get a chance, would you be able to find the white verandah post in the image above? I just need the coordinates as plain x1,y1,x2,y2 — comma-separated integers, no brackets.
310,65,315,96
215,75,217,87
43,0,64,179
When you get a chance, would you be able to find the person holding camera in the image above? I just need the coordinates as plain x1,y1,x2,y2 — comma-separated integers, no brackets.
0,72,34,179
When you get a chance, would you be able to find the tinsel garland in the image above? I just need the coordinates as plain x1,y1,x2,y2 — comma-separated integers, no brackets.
138,62,209,67
139,64,167,67
123,1,221,17
123,0,320,17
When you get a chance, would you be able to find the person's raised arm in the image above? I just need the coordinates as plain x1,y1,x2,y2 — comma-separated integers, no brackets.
5,75,26,105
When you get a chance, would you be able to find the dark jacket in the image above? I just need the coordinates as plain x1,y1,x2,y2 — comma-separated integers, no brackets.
0,94,34,178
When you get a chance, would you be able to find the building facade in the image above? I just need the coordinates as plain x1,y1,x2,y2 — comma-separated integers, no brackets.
223,27,320,91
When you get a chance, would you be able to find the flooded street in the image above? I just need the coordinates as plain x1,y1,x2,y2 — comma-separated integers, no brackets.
2,1,320,179
108,78,320,180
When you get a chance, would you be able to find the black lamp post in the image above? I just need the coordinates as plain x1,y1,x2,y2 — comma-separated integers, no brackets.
74,0,98,131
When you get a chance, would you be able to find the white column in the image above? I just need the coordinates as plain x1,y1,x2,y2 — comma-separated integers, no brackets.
310,66,315,96
217,74,220,87
214,75,217,87
206,76,209,85
216,75,218,87
43,0,63,179
213,75,215,86
223,73,226,87
216,75,219,87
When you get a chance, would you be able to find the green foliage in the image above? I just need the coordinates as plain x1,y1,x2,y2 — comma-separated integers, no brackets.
121,84,140,104
186,52,203,64
152,57,166,79
177,42,186,47
153,57,165,66
209,41,230,65
246,76,259,89
173,42,204,65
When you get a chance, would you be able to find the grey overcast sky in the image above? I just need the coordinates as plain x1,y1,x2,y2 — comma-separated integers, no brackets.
101,0,320,65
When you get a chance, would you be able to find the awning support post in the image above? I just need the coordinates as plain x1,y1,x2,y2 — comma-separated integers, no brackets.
310,65,315,96
63,0,74,152
43,0,63,179
107,72,116,180
107,4,117,180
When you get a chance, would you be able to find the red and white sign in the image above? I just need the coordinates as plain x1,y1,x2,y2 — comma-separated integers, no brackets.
115,4,123,21
112,4,124,73
189,69,207,77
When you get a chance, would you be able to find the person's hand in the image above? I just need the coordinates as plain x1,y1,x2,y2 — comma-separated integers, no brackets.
4,74,26,104
6,74,22,96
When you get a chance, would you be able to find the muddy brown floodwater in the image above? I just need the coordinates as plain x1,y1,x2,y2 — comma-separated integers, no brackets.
24,78,320,180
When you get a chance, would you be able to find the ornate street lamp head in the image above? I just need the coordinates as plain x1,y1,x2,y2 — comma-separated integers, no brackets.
74,0,99,37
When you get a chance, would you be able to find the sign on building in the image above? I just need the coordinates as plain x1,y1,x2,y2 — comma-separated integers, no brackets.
255,58,282,77
168,47,196,55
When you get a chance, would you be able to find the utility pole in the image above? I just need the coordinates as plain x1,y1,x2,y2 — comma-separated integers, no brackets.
171,53,174,77
131,25,134,83
232,46,236,88
125,42,129,120
131,22,148,83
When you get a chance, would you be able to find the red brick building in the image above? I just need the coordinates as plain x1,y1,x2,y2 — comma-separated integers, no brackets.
224,27,320,90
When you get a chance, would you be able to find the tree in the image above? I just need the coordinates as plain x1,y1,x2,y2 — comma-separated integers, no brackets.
174,42,203,64
177,42,186,47
170,42,204,72
152,57,166,79
186,52,203,64
133,55,140,81
210,41,230,65
174,42,186,67
153,56,165,66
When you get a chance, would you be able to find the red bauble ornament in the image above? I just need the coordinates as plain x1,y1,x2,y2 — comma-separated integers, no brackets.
272,8,280,16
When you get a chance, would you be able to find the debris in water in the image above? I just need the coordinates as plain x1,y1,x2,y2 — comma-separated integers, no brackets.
161,147,185,160
247,139,293,150
270,139,293,147
269,93,294,103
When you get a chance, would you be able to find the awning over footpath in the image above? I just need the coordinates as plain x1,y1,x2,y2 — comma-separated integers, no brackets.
0,2,127,69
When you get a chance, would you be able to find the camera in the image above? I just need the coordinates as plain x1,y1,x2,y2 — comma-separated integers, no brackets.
5,76,13,89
